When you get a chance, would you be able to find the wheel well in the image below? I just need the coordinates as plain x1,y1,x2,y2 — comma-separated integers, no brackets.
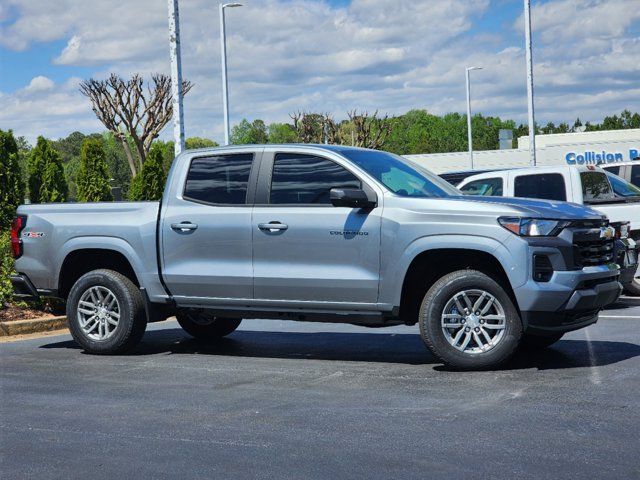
399,249,517,324
58,249,139,299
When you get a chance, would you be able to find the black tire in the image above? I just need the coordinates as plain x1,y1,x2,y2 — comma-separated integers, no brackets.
419,269,522,370
521,332,564,350
66,269,147,354
176,310,241,340
624,275,640,296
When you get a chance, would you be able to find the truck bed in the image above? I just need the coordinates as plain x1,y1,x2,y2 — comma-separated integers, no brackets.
15,201,161,295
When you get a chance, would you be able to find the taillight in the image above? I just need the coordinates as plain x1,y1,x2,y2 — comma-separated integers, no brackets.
10,215,27,259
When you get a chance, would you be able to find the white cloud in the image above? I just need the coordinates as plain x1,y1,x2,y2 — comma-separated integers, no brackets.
23,75,55,93
0,0,638,143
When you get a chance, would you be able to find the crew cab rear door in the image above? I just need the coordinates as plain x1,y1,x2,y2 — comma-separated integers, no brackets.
251,149,382,306
160,149,262,304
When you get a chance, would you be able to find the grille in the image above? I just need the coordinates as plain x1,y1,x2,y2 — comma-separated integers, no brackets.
573,238,615,267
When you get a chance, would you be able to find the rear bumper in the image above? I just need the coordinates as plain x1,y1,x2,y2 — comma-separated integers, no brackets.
10,273,56,301
10,274,39,300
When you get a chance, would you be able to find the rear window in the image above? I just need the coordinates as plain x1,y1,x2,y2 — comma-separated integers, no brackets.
632,165,640,187
580,171,615,203
460,177,503,196
514,173,566,201
603,165,620,176
183,153,254,205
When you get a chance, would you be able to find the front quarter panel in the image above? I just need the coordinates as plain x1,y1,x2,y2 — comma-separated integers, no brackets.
379,195,526,308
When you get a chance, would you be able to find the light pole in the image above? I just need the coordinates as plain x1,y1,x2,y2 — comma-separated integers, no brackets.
466,66,482,170
220,2,242,146
524,0,537,166
168,0,185,156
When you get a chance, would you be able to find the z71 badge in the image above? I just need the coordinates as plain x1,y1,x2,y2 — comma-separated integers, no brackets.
23,231,45,238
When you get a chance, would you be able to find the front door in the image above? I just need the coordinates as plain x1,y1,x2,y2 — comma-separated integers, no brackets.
161,151,259,303
252,151,382,305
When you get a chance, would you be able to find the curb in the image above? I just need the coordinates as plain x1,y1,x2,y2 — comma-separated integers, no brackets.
0,316,68,337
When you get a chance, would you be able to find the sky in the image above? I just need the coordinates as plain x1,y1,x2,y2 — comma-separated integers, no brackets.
0,0,638,144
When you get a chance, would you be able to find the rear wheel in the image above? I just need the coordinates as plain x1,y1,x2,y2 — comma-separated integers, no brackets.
419,270,522,370
67,269,147,354
176,310,241,340
521,332,564,350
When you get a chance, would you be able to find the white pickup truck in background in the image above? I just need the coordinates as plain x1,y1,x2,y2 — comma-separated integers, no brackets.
457,165,640,295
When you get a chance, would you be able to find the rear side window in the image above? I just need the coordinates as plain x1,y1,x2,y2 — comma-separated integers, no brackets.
514,173,566,201
632,166,640,187
270,153,360,205
580,171,615,203
603,165,620,176
183,153,253,205
460,177,503,196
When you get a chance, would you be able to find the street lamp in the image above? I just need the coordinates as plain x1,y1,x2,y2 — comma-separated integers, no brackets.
168,0,185,155
465,66,482,170
220,2,242,146
524,0,536,166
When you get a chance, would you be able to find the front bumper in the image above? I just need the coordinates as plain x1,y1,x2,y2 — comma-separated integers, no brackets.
515,264,622,335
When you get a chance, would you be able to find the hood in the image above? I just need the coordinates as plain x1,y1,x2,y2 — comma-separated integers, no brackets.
449,195,606,221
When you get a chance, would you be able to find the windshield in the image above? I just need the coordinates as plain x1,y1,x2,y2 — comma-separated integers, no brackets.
605,171,640,198
580,171,616,203
340,149,459,198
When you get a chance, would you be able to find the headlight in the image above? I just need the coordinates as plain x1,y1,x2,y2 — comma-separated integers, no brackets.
498,217,570,237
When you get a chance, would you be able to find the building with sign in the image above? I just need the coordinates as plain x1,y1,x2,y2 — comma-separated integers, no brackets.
406,128,640,174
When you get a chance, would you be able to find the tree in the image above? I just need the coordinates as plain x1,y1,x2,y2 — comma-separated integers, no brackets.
128,144,166,201
347,110,392,149
0,129,26,229
268,123,298,143
231,119,269,144
76,138,113,202
79,74,193,176
289,112,337,144
28,137,68,203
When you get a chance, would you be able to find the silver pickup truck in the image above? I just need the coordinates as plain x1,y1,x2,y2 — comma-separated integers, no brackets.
10,145,622,369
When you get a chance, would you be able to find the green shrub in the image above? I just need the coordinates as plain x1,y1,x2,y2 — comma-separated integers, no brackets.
0,231,14,307
28,136,68,203
0,129,26,230
128,144,166,201
76,138,113,202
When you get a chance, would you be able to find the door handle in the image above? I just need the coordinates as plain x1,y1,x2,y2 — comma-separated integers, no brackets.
171,222,198,232
258,222,288,232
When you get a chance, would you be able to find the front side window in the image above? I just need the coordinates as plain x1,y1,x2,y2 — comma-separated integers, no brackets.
605,171,640,198
183,153,253,205
514,173,567,201
270,153,361,205
580,171,615,203
460,177,503,196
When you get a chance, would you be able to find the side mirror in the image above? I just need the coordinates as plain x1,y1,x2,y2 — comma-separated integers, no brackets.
330,188,376,209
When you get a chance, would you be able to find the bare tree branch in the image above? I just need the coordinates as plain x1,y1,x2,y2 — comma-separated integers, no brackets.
79,73,193,176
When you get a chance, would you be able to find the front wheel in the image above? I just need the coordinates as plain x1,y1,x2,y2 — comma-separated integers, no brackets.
419,270,522,370
176,310,241,340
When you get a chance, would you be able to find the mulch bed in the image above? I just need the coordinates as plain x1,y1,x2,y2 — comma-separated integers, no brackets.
0,305,52,323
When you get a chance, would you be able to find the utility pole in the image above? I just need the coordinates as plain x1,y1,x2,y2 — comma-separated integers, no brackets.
465,66,482,169
220,3,242,146
524,0,537,166
168,0,185,156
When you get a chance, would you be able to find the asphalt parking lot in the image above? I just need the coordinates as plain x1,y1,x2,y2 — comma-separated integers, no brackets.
1,297,639,479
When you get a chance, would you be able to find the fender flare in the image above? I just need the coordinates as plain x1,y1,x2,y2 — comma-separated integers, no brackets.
55,236,147,291
381,234,526,307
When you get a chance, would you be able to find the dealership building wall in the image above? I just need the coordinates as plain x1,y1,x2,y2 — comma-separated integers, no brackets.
405,128,640,174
